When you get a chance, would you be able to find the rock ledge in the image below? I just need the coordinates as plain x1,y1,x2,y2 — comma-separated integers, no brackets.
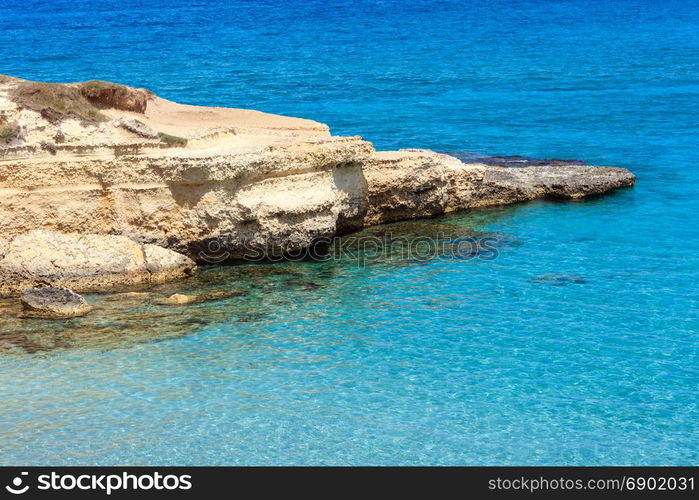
0,230,196,297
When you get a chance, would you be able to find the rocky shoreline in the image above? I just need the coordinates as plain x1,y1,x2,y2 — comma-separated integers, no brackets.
0,75,635,308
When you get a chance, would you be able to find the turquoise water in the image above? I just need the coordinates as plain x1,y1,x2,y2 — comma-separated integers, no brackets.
1,0,698,465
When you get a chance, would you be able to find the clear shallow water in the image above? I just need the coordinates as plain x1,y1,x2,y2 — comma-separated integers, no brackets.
1,0,698,465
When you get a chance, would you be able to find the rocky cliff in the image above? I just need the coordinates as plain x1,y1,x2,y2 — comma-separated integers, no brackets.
0,76,635,296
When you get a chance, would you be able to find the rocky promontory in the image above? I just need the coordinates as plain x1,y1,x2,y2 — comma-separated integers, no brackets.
0,75,635,296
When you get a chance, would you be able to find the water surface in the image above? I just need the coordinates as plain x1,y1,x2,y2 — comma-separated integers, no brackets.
0,0,697,465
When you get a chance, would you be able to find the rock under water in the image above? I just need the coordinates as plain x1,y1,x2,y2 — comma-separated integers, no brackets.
530,274,588,286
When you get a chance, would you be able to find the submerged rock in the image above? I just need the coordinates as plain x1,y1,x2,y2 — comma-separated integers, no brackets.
101,292,154,306
154,293,198,306
0,266,261,354
531,274,587,286
20,286,93,319
104,291,153,301
154,289,245,306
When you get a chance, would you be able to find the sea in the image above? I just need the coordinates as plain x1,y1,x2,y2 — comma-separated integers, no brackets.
0,0,697,465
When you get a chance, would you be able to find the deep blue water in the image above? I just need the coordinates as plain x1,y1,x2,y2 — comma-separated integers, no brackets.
1,0,698,465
